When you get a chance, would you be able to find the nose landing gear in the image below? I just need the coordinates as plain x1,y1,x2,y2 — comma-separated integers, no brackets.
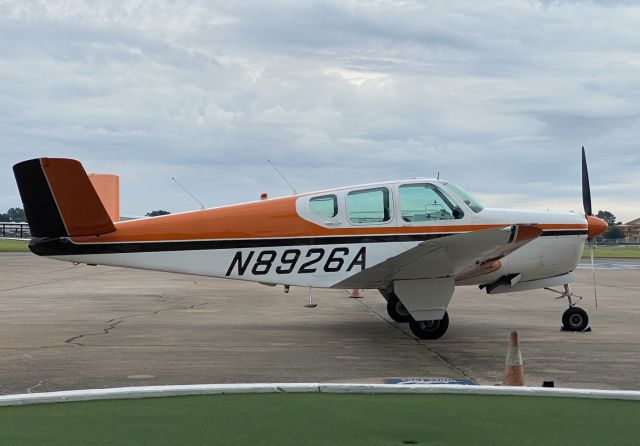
562,307,589,332
546,284,590,332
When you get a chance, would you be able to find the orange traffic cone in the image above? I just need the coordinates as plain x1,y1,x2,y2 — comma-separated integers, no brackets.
502,331,526,386
350,289,362,298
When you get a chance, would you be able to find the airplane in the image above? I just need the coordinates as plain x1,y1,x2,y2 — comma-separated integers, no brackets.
12,149,607,339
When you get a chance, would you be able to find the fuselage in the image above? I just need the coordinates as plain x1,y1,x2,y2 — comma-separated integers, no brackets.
30,179,588,291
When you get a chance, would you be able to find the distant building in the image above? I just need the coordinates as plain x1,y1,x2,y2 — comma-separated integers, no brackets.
619,218,640,243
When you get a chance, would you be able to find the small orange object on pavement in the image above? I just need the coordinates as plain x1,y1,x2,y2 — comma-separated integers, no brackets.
502,331,526,386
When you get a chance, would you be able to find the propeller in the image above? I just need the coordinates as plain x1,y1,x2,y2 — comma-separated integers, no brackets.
581,147,608,309
582,146,592,217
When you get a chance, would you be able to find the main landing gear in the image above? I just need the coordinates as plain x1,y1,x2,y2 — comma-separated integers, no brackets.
379,289,449,339
385,292,411,323
546,284,590,332
409,312,449,340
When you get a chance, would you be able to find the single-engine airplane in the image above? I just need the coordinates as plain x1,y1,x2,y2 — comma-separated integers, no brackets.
13,149,607,339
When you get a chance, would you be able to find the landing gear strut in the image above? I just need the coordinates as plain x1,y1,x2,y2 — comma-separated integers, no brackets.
546,284,590,332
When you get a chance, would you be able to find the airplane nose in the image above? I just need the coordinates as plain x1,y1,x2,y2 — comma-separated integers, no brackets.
587,215,608,240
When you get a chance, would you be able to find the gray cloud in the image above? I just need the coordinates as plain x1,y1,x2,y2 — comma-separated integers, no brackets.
0,0,638,222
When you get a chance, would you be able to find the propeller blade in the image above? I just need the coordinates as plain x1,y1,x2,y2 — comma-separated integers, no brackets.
582,146,592,216
590,239,598,309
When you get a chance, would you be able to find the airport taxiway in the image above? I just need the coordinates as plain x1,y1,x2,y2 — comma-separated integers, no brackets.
1,253,639,394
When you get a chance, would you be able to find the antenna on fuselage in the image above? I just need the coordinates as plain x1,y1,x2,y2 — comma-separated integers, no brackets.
267,160,298,195
171,177,206,210
437,171,440,180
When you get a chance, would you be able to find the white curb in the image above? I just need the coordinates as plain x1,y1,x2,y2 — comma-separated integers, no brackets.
1,383,640,407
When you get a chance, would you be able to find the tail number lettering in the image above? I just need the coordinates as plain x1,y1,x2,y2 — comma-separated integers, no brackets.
225,247,366,276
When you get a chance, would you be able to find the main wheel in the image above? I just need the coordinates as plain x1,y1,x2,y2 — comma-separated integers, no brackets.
562,307,589,332
386,293,411,323
409,312,449,339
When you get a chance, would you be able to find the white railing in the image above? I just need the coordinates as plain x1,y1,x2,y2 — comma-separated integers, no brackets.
0,222,30,239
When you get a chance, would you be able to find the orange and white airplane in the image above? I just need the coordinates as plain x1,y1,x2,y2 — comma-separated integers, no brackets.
13,149,607,339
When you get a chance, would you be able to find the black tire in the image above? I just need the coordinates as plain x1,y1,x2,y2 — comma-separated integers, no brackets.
409,312,449,339
386,293,411,323
562,307,589,332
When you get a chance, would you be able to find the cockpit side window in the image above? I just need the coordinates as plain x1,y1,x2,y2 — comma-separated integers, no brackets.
347,187,391,224
309,194,338,218
399,184,463,222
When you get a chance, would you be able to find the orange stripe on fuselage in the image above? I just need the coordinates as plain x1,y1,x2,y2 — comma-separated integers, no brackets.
70,196,587,244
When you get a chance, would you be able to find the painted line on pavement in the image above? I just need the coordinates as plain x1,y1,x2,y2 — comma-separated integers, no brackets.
577,263,640,270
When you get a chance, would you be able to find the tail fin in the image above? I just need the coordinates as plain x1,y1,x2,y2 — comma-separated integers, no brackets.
13,158,116,237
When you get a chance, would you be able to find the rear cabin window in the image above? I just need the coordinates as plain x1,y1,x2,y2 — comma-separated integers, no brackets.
399,184,461,222
347,187,391,224
309,194,338,218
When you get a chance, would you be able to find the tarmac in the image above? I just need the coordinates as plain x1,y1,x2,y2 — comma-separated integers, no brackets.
1,252,639,395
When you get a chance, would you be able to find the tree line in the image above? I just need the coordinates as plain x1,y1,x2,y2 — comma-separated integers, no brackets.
0,207,172,221
0,207,26,222
595,210,624,240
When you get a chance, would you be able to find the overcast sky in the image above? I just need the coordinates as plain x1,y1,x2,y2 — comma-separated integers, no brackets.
1,0,638,222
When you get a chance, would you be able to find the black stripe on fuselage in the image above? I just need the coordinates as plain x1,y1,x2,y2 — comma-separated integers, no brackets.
29,229,588,256
540,230,587,237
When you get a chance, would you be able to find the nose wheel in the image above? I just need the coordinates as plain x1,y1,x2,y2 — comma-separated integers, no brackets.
546,284,591,332
562,307,589,332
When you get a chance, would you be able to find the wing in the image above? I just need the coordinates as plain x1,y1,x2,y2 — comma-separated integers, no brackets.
336,224,542,289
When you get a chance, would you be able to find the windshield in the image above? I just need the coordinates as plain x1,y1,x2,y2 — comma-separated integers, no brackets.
442,182,484,213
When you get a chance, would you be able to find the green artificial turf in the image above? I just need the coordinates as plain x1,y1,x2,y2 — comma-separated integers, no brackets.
1,393,639,445
582,245,640,259
0,239,29,252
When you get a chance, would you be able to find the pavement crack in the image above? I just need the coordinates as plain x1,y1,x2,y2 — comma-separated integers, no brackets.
180,303,209,310
26,380,43,393
65,319,129,346
0,268,121,293
350,291,477,384
64,301,210,347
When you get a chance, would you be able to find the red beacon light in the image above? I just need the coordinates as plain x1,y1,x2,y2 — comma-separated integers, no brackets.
260,193,268,200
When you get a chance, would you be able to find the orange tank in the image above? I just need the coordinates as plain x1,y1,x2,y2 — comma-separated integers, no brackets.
88,173,120,222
